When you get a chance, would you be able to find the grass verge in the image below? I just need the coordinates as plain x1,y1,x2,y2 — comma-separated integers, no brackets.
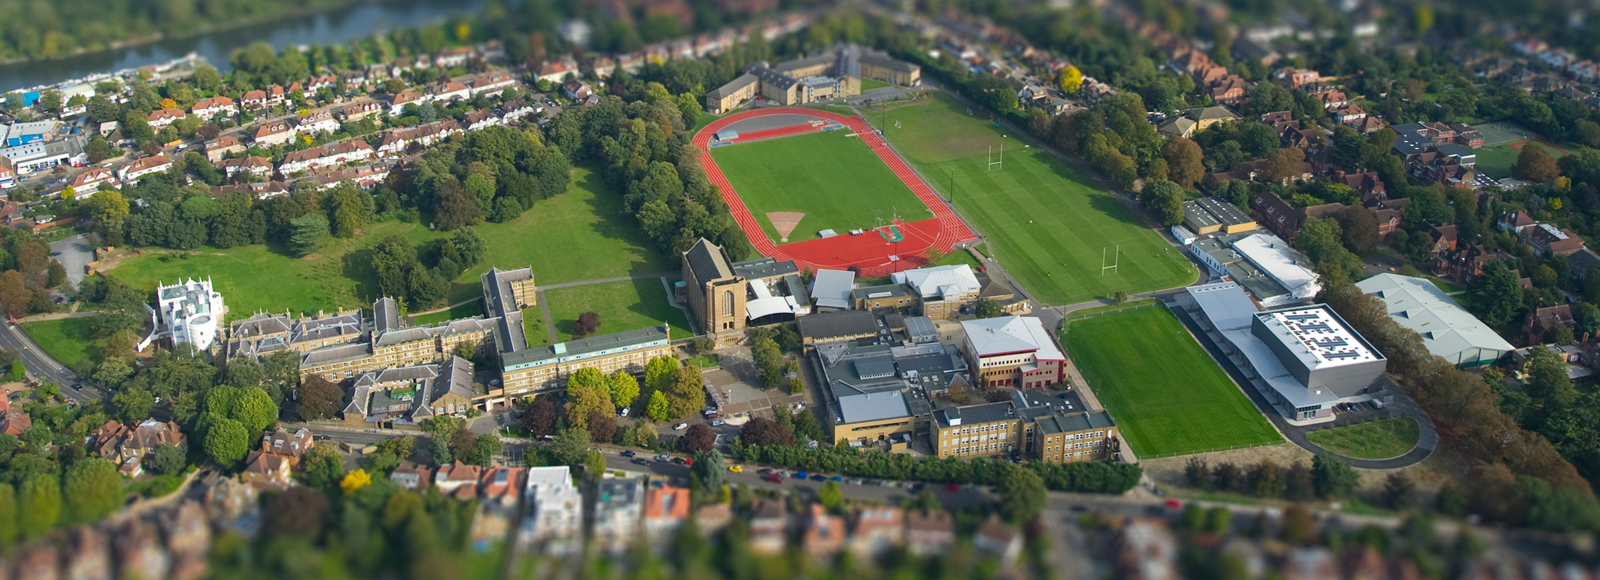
1305,418,1420,460
20,317,104,368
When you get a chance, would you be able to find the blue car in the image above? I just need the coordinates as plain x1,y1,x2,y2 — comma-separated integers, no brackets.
829,475,843,482
809,474,827,482
793,471,808,480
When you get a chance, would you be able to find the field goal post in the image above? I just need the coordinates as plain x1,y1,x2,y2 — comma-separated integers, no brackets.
1101,245,1120,276
988,143,1002,170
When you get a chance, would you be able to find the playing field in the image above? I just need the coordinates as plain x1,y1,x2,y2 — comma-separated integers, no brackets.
877,92,1196,306
544,278,693,342
710,129,928,243
108,167,672,319
1063,307,1282,458
1475,141,1570,179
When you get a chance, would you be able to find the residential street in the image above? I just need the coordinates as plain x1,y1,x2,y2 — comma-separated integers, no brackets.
0,319,103,404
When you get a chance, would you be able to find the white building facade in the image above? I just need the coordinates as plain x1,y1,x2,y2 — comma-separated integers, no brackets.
157,278,226,352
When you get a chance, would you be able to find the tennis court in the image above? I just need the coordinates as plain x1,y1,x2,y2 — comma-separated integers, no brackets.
1474,121,1539,146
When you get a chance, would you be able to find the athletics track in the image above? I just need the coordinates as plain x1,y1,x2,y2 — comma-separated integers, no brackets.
693,108,978,277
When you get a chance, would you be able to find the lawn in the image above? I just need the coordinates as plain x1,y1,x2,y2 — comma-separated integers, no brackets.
21,317,105,368
522,309,551,348
711,129,926,243
879,91,1196,306
1306,418,1420,460
543,278,692,342
861,78,893,91
1474,141,1569,180
411,301,486,326
1063,307,1282,458
108,167,672,321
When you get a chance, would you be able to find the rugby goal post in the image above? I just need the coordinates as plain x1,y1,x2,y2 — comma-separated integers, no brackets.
988,143,1002,170
1101,245,1120,276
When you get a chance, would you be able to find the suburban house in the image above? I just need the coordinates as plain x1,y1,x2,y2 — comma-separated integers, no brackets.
71,167,121,192
146,108,186,130
119,155,172,182
252,121,295,146
204,136,246,162
190,97,237,118
295,110,340,135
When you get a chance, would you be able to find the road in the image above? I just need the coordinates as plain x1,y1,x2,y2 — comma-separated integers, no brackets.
0,320,103,404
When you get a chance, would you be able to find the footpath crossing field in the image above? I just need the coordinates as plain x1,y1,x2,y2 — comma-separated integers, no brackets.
1064,307,1282,458
877,92,1196,306
709,129,928,243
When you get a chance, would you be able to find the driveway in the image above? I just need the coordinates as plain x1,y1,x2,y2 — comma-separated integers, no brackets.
49,234,93,289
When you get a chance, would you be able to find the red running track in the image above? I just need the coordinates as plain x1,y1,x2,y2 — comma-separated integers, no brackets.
694,108,977,277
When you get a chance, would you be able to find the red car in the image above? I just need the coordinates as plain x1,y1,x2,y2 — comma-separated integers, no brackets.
1165,498,1182,509
946,483,960,492
765,473,783,483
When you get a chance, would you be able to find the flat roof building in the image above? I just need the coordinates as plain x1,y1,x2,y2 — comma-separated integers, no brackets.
1355,273,1512,368
155,278,226,353
1190,232,1320,308
1182,282,1386,423
812,269,856,310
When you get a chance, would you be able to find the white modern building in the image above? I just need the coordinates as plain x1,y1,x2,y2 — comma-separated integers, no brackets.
156,278,226,352
1190,232,1321,308
1355,273,1513,368
520,466,582,555
1182,282,1386,424
591,477,643,553
898,264,982,299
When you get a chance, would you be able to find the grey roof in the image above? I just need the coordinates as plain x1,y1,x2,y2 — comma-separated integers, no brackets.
1196,196,1253,226
683,238,733,285
230,313,292,338
300,342,372,367
860,51,918,73
1436,143,1473,159
837,391,912,424
435,356,475,402
811,269,856,309
934,401,1013,428
798,310,878,340
494,311,528,355
904,316,937,341
375,326,434,347
1185,282,1260,332
354,364,438,387
344,385,371,415
772,53,835,74
1355,273,1512,363
1034,411,1116,434
852,284,910,301
706,73,759,99
374,297,402,334
783,274,811,309
747,65,798,89
291,312,362,345
853,356,896,380
502,324,670,368
732,257,799,280
1570,248,1600,277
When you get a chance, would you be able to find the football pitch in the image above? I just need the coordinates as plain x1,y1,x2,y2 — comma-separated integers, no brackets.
876,92,1196,305
710,130,929,243
1064,307,1282,458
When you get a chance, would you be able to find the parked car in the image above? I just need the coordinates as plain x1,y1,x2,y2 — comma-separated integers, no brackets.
729,465,744,473
709,420,725,427
631,458,650,466
765,473,783,483
793,471,808,480
673,423,688,431
654,454,671,462
620,450,636,458
619,407,629,417
809,474,826,482
671,457,687,465
946,484,960,492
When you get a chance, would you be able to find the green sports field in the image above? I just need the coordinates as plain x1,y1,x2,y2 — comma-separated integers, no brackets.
1064,307,1281,458
710,130,929,243
1474,141,1569,179
544,278,693,342
876,92,1196,305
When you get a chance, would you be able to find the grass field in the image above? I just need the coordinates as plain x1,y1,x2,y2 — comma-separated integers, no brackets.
711,130,927,243
1306,418,1420,460
20,317,105,368
522,308,551,348
411,301,486,326
876,92,1196,305
861,78,892,91
1063,307,1282,457
543,278,692,342
108,167,671,320
1475,141,1570,179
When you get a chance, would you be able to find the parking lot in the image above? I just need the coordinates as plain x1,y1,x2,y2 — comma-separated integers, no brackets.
1331,400,1381,416
48,234,92,289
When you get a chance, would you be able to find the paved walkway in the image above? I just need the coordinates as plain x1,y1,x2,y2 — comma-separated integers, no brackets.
1168,301,1438,469
16,311,99,323
409,296,482,316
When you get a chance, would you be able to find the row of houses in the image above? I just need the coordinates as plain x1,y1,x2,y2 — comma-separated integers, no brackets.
2,502,212,580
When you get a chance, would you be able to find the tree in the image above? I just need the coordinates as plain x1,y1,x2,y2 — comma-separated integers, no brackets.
610,371,640,409
0,483,14,549
521,398,559,437
1311,455,1359,498
647,390,671,421
328,186,366,238
1264,147,1306,184
666,365,706,420
341,469,372,496
263,487,329,538
194,65,222,90
819,480,843,510
289,213,330,256
151,442,187,475
683,423,715,452
974,298,1004,318
113,387,155,422
1163,137,1205,189
204,417,250,468
434,179,482,229
1140,179,1185,226
586,411,618,444
232,386,277,434
1282,504,1315,544
644,356,678,394
997,466,1047,524
467,434,501,466
740,417,795,447
1058,65,1083,93
1467,261,1523,326
0,270,31,317
64,458,122,523
1333,205,1379,255
690,449,725,500
1384,472,1417,509
565,367,614,429
1515,145,1561,182
295,375,342,420
18,473,59,539
574,311,601,337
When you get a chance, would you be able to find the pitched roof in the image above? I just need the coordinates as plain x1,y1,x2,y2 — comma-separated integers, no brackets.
960,316,1062,359
1355,273,1513,360
797,309,878,340
683,238,734,284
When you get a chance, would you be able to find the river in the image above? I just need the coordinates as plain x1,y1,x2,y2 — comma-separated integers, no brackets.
0,0,491,92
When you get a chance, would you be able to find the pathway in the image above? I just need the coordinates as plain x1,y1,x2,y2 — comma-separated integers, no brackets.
535,289,557,345
16,310,100,323
409,296,482,317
